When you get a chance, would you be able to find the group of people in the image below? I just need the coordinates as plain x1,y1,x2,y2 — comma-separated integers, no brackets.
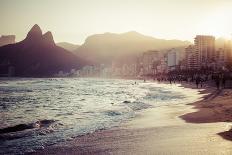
152,69,232,89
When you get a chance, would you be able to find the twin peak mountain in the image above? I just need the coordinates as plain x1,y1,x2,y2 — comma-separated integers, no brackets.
0,24,86,77
25,24,55,46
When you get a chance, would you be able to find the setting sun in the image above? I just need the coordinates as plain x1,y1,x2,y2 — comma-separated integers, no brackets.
198,5,232,39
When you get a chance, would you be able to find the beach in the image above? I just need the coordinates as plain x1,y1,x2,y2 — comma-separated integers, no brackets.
31,84,232,155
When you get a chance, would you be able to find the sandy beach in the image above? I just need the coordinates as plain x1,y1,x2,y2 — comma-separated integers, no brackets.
31,84,232,155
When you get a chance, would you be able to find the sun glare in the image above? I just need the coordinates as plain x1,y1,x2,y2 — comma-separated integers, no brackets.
199,7,232,39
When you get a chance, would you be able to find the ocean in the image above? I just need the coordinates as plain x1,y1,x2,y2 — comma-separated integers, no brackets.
0,78,203,154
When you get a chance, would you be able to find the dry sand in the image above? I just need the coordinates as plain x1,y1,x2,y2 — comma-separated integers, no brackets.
32,85,232,155
181,88,232,141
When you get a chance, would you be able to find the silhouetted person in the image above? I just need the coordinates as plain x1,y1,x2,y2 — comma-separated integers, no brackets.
222,74,226,89
200,78,203,88
215,75,220,90
196,75,200,88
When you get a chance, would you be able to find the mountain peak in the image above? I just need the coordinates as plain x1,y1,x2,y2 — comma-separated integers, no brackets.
26,24,42,40
122,31,142,36
42,31,55,45
125,31,139,34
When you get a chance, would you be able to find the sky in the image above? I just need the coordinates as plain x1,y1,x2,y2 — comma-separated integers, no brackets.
0,0,232,44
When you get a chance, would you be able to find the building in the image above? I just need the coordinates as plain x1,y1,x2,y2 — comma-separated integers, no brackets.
156,56,168,74
185,45,199,69
215,48,226,69
194,35,215,66
0,35,15,47
224,40,232,63
185,35,215,70
142,50,161,75
167,50,177,68
213,39,232,69
167,48,181,71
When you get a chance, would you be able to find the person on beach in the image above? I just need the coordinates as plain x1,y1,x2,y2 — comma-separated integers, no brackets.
200,75,205,88
169,77,172,84
222,74,226,89
200,77,203,88
196,75,200,88
215,74,220,90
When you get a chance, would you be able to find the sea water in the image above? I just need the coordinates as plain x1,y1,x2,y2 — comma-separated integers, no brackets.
0,78,203,154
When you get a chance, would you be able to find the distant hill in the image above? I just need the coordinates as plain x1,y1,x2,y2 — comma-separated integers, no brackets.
0,24,87,77
57,42,80,52
74,31,191,65
0,35,15,47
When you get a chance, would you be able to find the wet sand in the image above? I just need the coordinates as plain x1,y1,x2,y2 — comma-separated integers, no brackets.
32,84,232,155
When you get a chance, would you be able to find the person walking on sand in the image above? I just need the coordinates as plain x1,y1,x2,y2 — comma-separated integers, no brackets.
222,74,226,89
215,74,220,90
196,75,200,88
200,74,205,88
168,76,172,84
200,77,203,88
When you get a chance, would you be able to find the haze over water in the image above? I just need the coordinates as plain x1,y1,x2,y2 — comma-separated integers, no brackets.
0,78,203,155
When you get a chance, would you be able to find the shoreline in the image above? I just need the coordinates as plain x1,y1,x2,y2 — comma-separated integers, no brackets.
31,82,232,155
176,82,232,141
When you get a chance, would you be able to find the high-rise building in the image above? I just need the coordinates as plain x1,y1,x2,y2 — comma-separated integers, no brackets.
167,50,177,69
194,35,215,66
142,50,161,75
167,48,184,70
185,45,199,69
224,40,232,63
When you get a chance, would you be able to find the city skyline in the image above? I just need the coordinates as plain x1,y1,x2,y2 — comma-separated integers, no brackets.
1,0,232,44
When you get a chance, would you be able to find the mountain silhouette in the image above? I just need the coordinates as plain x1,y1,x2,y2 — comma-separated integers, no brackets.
74,31,191,64
0,24,86,77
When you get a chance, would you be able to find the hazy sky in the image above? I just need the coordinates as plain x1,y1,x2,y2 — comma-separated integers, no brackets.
1,0,232,44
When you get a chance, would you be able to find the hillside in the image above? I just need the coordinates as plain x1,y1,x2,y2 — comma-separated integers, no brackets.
0,24,86,77
74,31,191,64
57,42,80,52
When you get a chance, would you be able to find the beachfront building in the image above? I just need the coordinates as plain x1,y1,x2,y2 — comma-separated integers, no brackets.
224,40,232,63
167,48,181,71
167,50,177,71
194,35,215,67
185,45,199,69
142,50,161,76
214,40,232,70
121,63,137,77
156,56,168,74
111,59,138,77
77,65,100,77
215,48,226,69
185,35,215,70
